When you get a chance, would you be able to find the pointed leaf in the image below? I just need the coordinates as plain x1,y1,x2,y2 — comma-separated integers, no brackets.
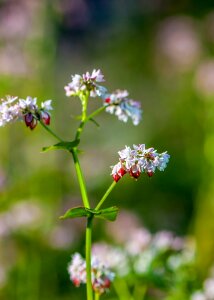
59,206,119,222
59,206,91,220
89,118,100,127
42,139,80,153
96,206,119,221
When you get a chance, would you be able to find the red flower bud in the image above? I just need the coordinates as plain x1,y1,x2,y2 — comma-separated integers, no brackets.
147,171,154,177
29,118,37,130
105,98,111,104
129,169,141,179
24,113,33,127
112,173,121,182
41,111,50,125
118,167,126,177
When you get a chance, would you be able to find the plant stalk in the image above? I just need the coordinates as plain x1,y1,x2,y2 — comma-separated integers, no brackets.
86,216,93,300
95,181,117,210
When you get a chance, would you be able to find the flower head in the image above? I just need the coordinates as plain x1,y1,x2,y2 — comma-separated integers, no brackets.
0,95,53,129
65,69,107,98
68,252,115,295
111,144,170,182
104,90,142,125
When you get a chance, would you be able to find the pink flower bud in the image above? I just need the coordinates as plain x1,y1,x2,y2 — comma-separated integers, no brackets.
24,113,33,127
41,111,50,125
29,118,37,130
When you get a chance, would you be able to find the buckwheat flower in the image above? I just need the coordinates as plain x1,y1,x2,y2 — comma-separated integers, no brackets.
104,90,142,125
68,253,115,294
111,144,170,181
91,257,115,295
0,96,20,127
68,253,86,287
65,69,107,98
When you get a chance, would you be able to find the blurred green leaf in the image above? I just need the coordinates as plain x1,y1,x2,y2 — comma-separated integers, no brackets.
60,206,119,221
42,139,80,152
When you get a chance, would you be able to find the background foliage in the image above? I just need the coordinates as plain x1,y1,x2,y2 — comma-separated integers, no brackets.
0,0,214,299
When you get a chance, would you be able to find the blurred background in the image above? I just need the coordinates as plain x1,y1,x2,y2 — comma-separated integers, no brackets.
1,0,214,299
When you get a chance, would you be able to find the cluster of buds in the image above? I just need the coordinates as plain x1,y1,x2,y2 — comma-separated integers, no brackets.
111,144,170,182
104,90,142,125
64,69,107,98
0,96,52,130
68,253,115,295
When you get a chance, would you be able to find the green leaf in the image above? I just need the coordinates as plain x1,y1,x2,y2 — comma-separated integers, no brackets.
93,206,119,221
42,139,80,153
60,206,119,222
59,206,91,220
89,118,100,127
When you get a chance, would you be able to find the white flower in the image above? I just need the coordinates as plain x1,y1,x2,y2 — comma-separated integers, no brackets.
0,95,53,129
65,69,107,98
68,252,115,294
111,144,170,181
18,96,38,111
204,278,214,299
68,253,86,287
191,291,206,300
104,90,142,125
0,96,21,127
41,100,52,111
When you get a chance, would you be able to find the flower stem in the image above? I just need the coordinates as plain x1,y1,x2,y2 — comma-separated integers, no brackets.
95,181,117,210
86,216,93,300
39,121,63,142
71,149,90,208
95,292,100,300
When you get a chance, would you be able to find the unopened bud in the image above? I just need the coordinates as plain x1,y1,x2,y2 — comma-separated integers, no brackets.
147,171,154,177
129,169,141,179
41,111,50,125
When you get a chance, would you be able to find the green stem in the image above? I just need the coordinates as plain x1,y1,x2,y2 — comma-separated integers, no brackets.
86,216,93,300
71,149,90,208
113,279,133,300
39,121,63,142
95,181,117,210
95,292,100,300
86,106,106,121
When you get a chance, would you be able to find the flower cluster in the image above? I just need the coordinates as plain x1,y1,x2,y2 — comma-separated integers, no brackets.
64,69,106,98
111,144,170,182
104,90,142,125
0,96,52,129
68,253,115,295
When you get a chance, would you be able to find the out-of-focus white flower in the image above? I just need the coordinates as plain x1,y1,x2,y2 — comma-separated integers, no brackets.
124,228,152,256
65,69,107,98
134,250,154,274
92,243,130,277
191,291,206,300
204,278,214,299
68,252,115,294
0,95,53,129
104,90,142,125
91,257,115,295
111,144,170,182
68,253,86,287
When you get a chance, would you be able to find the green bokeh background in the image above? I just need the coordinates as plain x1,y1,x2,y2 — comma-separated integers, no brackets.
0,0,214,299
